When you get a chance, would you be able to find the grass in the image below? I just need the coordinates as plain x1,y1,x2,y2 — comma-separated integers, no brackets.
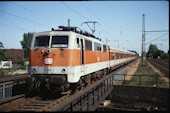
0,65,24,77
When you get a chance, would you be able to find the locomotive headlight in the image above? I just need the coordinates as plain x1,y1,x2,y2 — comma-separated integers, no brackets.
46,48,51,54
61,68,66,73
32,68,37,73
44,58,53,64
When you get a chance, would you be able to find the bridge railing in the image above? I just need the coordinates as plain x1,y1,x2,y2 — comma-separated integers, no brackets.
112,74,169,88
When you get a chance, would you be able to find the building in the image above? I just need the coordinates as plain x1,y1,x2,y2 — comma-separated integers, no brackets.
4,49,24,63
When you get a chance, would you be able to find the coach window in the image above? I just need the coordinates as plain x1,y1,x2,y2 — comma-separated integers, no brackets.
94,42,101,51
116,53,119,59
112,53,116,59
85,39,92,50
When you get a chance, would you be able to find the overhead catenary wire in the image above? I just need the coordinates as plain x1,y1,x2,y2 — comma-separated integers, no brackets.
80,2,141,32
146,14,167,27
79,2,116,31
0,23,30,31
0,10,51,29
61,2,89,21
13,3,64,26
145,30,169,32
61,2,116,40
79,2,142,42
145,33,168,45
2,16,32,31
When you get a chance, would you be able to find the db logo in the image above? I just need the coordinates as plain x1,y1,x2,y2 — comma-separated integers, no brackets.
44,58,53,64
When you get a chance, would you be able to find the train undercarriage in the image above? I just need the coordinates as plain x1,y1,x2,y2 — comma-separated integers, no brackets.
28,59,134,95
28,68,109,95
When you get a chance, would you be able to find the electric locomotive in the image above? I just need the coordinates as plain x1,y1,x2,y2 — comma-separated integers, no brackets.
28,26,137,94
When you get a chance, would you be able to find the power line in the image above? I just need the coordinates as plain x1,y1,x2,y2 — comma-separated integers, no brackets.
79,2,142,41
13,3,63,26
79,2,116,31
61,2,89,21
0,23,30,31
3,16,32,31
61,2,113,39
145,33,168,45
118,15,141,30
79,2,118,38
0,10,51,29
145,30,169,32
146,14,167,27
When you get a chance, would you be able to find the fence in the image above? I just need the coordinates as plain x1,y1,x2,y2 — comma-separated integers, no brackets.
112,74,169,88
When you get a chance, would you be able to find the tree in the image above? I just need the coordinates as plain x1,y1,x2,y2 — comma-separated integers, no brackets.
129,50,139,56
153,50,164,59
161,52,169,59
20,32,33,59
0,42,5,60
0,41,4,49
0,49,6,61
146,44,158,58
147,44,169,59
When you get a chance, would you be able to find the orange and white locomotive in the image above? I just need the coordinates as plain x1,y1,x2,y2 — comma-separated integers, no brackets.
28,26,137,94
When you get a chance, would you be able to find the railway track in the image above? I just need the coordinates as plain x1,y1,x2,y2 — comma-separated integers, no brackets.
148,58,169,68
0,73,110,112
0,93,70,112
0,58,138,112
147,58,169,77
0,74,28,83
15,95,70,112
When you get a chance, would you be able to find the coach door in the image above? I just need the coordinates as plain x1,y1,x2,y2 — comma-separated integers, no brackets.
80,38,85,72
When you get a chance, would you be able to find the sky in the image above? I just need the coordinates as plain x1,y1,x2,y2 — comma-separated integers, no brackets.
0,1,169,55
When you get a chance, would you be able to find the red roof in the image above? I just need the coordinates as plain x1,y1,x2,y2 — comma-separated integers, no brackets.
4,49,24,62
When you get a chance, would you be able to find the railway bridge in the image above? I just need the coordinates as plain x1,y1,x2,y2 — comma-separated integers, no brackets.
0,58,169,111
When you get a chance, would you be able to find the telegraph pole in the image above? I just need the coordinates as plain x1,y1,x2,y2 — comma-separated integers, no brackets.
141,14,146,66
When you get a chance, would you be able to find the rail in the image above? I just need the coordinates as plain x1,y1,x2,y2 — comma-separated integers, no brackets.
147,58,169,77
0,74,29,83
0,58,141,111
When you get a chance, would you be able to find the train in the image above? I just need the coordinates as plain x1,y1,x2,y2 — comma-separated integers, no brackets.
28,26,137,94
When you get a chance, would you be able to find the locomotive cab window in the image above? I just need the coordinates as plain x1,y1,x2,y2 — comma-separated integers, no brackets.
34,36,50,47
51,36,68,48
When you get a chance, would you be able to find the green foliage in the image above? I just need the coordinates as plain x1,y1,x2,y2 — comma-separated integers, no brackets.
146,44,158,58
0,42,4,49
18,60,26,70
20,32,33,59
146,44,169,59
128,50,139,56
161,52,169,59
0,49,7,61
0,42,6,60
0,69,6,76
153,50,163,59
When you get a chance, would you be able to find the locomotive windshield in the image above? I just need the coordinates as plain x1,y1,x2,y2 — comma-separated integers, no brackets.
51,36,68,48
34,36,50,47
33,35,68,48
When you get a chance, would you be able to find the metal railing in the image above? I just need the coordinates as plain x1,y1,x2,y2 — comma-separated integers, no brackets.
112,74,169,88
